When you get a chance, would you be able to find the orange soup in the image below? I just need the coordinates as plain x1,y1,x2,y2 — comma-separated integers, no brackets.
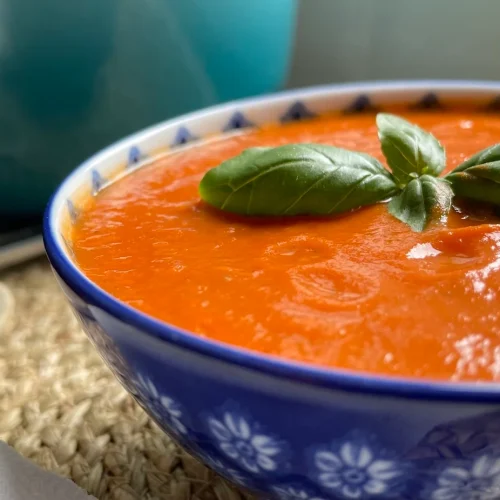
71,111,500,382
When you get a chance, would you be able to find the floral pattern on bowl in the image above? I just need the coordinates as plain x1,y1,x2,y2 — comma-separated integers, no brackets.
311,434,408,499
134,374,188,436
423,454,500,500
207,407,288,475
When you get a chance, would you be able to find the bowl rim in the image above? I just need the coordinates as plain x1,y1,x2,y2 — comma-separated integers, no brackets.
44,79,500,402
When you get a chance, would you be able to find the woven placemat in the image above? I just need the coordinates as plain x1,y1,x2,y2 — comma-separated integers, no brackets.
0,258,253,500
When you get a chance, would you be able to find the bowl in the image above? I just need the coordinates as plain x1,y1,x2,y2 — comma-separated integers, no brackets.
44,81,500,500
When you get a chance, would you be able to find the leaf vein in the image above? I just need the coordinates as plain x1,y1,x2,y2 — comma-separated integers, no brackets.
282,170,338,215
327,174,370,214
390,139,418,174
229,159,301,192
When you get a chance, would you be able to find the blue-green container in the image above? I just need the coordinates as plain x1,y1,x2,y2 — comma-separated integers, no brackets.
0,0,297,214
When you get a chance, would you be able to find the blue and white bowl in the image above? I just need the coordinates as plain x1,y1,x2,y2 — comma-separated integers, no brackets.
44,82,500,500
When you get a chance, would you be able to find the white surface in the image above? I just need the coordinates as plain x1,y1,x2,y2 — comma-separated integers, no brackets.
0,441,95,500
290,0,500,86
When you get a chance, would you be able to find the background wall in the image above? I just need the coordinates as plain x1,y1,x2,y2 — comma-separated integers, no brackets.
288,0,500,87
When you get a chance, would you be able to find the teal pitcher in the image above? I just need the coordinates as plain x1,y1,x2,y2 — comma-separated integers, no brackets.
0,0,297,214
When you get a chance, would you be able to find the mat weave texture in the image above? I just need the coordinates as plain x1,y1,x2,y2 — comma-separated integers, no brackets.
0,259,252,500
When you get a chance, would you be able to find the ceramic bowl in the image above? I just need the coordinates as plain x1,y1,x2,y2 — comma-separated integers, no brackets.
44,82,500,500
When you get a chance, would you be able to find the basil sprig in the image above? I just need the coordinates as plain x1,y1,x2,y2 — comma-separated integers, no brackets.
377,113,446,185
448,144,500,173
376,113,452,231
199,112,500,232
445,146,500,206
388,176,453,232
446,161,500,205
199,144,398,216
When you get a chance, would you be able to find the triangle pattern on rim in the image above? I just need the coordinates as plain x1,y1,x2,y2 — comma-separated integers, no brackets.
66,199,79,224
485,96,500,112
128,146,144,167
280,102,316,123
223,111,254,131
344,94,377,113
60,232,76,259
412,93,442,110
171,126,198,147
91,169,106,196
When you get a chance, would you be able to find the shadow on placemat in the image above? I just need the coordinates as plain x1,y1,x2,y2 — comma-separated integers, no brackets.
0,258,254,500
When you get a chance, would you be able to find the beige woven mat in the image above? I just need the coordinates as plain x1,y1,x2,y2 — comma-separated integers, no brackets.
0,258,252,500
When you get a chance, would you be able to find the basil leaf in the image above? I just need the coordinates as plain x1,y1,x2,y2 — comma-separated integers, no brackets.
447,161,500,206
388,175,453,232
376,113,446,186
450,143,500,173
198,147,270,210
464,160,500,183
199,143,398,216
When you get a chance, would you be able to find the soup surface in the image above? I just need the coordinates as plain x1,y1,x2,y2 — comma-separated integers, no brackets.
72,110,500,381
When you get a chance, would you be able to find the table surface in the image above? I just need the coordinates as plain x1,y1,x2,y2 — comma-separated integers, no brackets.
0,258,252,500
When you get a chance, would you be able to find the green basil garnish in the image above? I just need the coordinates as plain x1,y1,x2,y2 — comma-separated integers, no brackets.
447,161,500,206
388,175,453,232
377,113,446,186
198,112,500,232
198,147,269,212
458,160,500,183
199,143,398,216
450,143,500,173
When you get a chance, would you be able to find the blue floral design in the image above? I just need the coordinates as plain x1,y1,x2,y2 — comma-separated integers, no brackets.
207,410,285,474
405,410,500,465
78,315,134,392
202,453,249,486
312,439,405,499
135,374,187,436
426,455,500,500
272,485,326,500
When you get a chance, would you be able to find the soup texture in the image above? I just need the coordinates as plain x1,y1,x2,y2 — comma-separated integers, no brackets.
71,111,500,381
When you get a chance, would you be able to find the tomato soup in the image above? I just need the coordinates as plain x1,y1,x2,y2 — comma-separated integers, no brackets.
71,111,500,382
